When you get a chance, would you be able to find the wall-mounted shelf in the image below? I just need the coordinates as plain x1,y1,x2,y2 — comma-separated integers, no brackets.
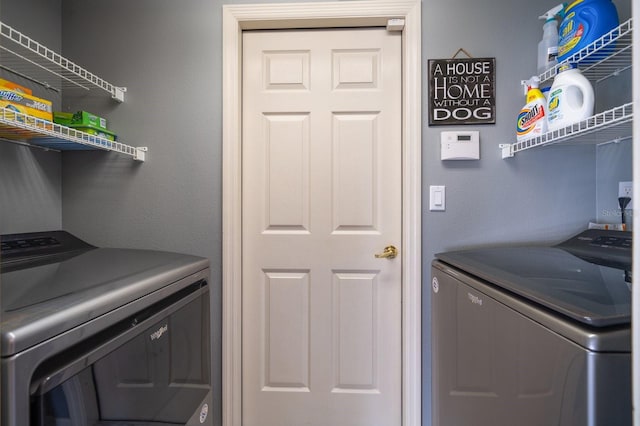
500,102,633,158
0,21,126,101
501,18,634,159
539,18,633,84
0,108,146,161
0,20,147,161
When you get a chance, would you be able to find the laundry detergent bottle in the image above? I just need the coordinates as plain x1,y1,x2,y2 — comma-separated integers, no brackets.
557,0,619,62
547,63,594,130
516,76,548,141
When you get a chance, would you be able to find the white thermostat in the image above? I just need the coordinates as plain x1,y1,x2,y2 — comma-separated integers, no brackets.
440,130,480,160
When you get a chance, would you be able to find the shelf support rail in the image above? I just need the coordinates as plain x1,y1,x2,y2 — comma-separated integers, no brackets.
0,21,126,102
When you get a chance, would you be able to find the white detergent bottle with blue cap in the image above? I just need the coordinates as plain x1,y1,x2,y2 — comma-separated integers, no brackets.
547,63,594,130
516,76,548,141
537,4,566,74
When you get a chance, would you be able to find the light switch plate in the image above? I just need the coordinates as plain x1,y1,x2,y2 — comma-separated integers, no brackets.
429,185,445,211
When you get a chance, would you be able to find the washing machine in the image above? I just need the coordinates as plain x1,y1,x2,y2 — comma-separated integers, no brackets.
1,230,213,426
430,229,631,426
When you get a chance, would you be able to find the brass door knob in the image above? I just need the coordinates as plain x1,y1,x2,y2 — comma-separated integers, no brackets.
375,245,398,259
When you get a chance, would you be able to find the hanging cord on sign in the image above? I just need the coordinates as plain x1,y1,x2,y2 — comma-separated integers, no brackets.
451,48,473,59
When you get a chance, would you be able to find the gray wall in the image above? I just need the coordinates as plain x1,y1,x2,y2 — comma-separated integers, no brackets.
0,0,633,425
595,68,633,228
60,0,221,257
0,0,62,233
59,0,223,424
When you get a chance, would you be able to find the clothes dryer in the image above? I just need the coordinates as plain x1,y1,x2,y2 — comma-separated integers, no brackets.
1,230,213,426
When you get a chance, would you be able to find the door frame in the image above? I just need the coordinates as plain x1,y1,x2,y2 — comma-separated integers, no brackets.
222,1,422,425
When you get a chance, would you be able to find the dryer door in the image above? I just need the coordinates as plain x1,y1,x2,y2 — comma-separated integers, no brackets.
28,282,212,426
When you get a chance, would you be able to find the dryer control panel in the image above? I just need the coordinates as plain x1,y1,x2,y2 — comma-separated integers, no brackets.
1,231,95,269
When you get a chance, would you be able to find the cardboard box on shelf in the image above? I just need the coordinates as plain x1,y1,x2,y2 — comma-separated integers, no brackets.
53,111,74,126
71,125,117,141
72,110,107,131
0,88,52,121
0,78,33,95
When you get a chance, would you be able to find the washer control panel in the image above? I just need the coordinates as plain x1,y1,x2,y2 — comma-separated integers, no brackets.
556,229,632,269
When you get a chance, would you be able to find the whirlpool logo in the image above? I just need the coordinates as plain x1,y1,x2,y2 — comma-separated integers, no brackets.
468,292,483,306
150,324,168,341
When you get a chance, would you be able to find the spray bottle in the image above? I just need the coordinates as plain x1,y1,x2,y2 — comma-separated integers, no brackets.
517,76,548,141
537,4,565,74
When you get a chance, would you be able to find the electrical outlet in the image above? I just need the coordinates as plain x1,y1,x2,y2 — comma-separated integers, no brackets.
618,181,633,209
619,181,633,198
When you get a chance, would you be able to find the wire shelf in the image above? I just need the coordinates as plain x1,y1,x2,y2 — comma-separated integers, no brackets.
0,21,126,101
539,18,633,83
501,103,633,158
0,108,146,161
502,19,634,159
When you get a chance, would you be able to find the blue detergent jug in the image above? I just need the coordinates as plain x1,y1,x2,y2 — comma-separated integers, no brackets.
557,0,619,62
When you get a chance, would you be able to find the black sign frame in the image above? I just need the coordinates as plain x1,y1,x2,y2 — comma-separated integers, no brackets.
428,57,496,126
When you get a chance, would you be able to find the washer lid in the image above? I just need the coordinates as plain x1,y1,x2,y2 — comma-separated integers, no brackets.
436,244,631,328
1,235,209,357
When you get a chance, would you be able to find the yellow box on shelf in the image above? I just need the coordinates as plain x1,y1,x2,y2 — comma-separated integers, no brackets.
0,88,52,121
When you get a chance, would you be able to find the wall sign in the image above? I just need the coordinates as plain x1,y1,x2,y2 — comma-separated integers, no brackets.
428,57,496,126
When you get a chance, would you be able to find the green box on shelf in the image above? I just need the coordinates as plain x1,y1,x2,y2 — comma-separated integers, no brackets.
53,111,74,126
70,125,117,141
72,110,108,131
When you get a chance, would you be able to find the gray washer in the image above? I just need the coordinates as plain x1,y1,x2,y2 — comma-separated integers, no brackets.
431,230,631,426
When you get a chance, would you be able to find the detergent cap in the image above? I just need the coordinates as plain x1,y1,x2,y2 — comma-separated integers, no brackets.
557,62,577,73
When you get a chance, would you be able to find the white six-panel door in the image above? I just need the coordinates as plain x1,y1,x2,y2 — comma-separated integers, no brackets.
242,27,402,426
